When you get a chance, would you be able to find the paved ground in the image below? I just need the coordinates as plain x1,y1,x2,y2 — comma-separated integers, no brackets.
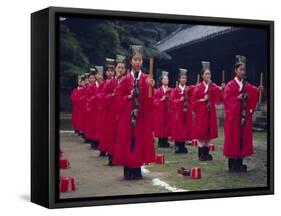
60,132,169,199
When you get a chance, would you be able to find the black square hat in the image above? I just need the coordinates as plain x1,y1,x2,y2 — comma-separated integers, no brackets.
105,58,116,68
201,61,210,71
129,45,144,57
161,70,169,77
235,55,246,66
95,66,104,75
116,54,126,64
179,68,188,76
89,67,98,74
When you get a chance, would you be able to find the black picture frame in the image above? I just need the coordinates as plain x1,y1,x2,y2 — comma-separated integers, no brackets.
31,6,274,209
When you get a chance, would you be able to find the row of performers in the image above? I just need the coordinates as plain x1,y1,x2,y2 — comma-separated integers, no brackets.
70,45,264,180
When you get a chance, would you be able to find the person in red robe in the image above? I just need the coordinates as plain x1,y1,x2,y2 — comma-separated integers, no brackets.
106,55,127,166
192,61,224,161
75,74,88,136
88,66,104,149
223,55,263,172
93,67,106,151
113,45,156,180
84,67,100,147
98,59,116,157
171,69,195,154
78,73,90,139
70,75,82,134
154,71,173,148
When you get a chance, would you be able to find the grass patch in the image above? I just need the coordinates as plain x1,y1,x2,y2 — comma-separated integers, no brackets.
148,127,267,191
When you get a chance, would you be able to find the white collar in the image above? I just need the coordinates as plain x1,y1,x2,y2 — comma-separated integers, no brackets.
95,81,99,87
203,81,210,93
131,70,142,80
234,77,243,91
179,84,185,92
162,85,169,93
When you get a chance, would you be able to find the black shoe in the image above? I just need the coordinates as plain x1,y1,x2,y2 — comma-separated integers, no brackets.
228,158,235,171
174,142,180,153
229,159,247,172
131,168,143,180
175,142,188,154
180,142,188,153
163,138,170,148
204,146,213,161
229,159,241,172
90,141,95,149
181,146,188,153
124,167,130,180
198,147,205,161
158,138,163,148
237,158,247,172
99,151,107,157
124,168,137,180
80,133,85,139
108,154,114,166
94,140,99,150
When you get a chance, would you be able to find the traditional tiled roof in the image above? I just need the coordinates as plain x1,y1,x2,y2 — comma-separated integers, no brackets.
156,25,240,52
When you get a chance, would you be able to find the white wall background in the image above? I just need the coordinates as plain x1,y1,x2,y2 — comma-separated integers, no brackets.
0,0,279,214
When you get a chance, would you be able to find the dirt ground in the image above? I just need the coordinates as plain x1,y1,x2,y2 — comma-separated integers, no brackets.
60,128,267,199
60,132,169,199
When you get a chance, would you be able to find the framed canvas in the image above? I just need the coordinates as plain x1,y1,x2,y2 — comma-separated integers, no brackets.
31,6,274,208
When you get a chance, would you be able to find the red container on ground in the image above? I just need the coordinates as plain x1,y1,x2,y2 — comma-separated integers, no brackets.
60,176,76,192
155,154,165,164
60,156,70,169
190,167,202,179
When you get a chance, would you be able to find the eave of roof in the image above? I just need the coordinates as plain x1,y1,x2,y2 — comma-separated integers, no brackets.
156,25,240,52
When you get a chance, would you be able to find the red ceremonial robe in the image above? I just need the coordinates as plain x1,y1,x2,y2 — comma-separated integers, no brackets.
171,85,195,142
80,85,89,133
75,87,87,133
95,81,106,141
223,79,259,158
113,72,156,168
192,82,222,140
99,78,117,152
153,86,173,138
84,83,98,141
106,77,125,156
70,87,79,131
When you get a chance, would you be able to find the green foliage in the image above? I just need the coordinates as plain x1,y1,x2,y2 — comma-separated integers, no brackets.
59,24,90,89
59,17,182,90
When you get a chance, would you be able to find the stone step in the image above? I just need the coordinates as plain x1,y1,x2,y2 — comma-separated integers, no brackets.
253,122,267,131
255,116,267,123
253,127,266,132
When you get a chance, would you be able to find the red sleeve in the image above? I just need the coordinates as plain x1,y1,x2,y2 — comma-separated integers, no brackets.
154,88,162,107
213,83,223,105
142,74,154,111
188,85,195,110
171,88,182,106
191,85,202,113
103,80,115,108
246,83,259,112
223,81,239,118
115,75,130,112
